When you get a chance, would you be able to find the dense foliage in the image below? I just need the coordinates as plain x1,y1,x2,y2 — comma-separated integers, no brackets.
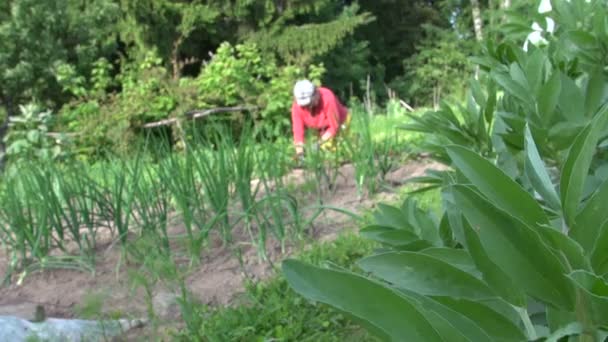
0,0,506,162
284,0,608,340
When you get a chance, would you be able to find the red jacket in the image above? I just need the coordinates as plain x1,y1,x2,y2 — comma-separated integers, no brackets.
291,87,348,145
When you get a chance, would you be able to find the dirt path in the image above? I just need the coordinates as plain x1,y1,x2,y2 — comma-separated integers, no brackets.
0,159,444,326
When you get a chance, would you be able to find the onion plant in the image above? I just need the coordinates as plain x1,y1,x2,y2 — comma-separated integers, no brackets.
346,109,378,197
131,164,170,252
0,160,106,281
0,169,51,275
96,158,140,249
231,125,265,257
191,127,233,244
157,147,210,261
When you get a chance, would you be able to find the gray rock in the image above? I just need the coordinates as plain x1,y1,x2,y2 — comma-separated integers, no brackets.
0,315,146,341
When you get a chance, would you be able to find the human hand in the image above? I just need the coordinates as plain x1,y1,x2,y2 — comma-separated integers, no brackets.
293,152,305,167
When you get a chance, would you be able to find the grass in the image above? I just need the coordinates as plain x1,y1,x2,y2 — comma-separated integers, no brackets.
174,232,379,342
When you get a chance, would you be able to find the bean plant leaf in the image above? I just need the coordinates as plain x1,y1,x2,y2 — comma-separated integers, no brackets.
566,270,608,326
358,252,496,300
544,322,583,342
571,178,608,251
584,69,606,117
560,104,608,227
590,220,608,275
535,226,589,271
447,145,549,227
484,80,497,124
558,74,586,123
432,297,526,341
492,67,533,106
400,291,493,341
419,247,480,277
282,259,443,341
360,225,419,247
462,217,526,307
373,203,415,231
524,124,562,212
524,49,546,95
401,289,525,342
453,185,575,310
538,70,562,126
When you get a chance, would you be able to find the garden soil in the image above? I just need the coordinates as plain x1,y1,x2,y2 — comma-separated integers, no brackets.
0,159,445,337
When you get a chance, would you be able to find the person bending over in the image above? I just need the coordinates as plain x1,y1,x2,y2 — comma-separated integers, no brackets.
291,80,350,157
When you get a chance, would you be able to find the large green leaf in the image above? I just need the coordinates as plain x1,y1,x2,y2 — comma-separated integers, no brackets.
401,289,525,342
469,79,486,108
401,198,441,246
453,185,575,309
360,225,419,247
590,220,608,275
432,297,526,341
484,80,497,124
560,104,608,227
571,178,608,251
535,226,589,271
373,203,415,231
282,259,443,341
419,247,480,277
558,73,586,123
567,270,608,326
548,122,586,151
544,323,583,342
584,69,607,117
446,145,549,227
524,49,546,95
358,252,496,300
401,291,493,341
462,217,526,307
418,310,469,342
537,70,562,126
524,124,561,212
492,70,534,106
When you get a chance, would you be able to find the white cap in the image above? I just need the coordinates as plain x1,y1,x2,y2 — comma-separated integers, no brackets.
293,80,315,106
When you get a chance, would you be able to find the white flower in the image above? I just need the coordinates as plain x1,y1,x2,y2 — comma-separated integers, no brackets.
524,0,557,51
538,0,552,13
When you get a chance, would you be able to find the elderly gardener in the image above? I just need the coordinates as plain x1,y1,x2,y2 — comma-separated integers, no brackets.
290,80,350,157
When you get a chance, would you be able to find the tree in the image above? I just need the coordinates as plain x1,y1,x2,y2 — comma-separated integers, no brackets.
117,0,226,79
398,25,474,107
355,0,446,84
0,0,119,167
0,0,119,111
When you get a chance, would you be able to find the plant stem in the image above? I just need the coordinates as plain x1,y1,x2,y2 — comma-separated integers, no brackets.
516,307,536,341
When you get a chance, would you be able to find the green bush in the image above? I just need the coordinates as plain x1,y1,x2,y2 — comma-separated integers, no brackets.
195,42,325,139
4,104,68,163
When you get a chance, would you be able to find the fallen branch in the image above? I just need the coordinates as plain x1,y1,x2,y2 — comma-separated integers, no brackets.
399,100,415,112
46,132,81,138
142,106,256,129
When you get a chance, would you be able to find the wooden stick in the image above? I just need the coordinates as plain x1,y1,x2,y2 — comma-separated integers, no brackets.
399,100,415,112
142,106,255,128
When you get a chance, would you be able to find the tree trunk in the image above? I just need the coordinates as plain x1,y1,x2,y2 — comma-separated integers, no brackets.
501,0,511,23
470,0,484,79
0,94,14,172
171,36,184,80
470,0,484,42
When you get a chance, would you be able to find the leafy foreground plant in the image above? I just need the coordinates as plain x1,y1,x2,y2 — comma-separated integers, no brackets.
283,105,608,340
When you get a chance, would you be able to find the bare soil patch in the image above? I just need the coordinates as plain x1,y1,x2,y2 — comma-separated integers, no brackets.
0,159,445,326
